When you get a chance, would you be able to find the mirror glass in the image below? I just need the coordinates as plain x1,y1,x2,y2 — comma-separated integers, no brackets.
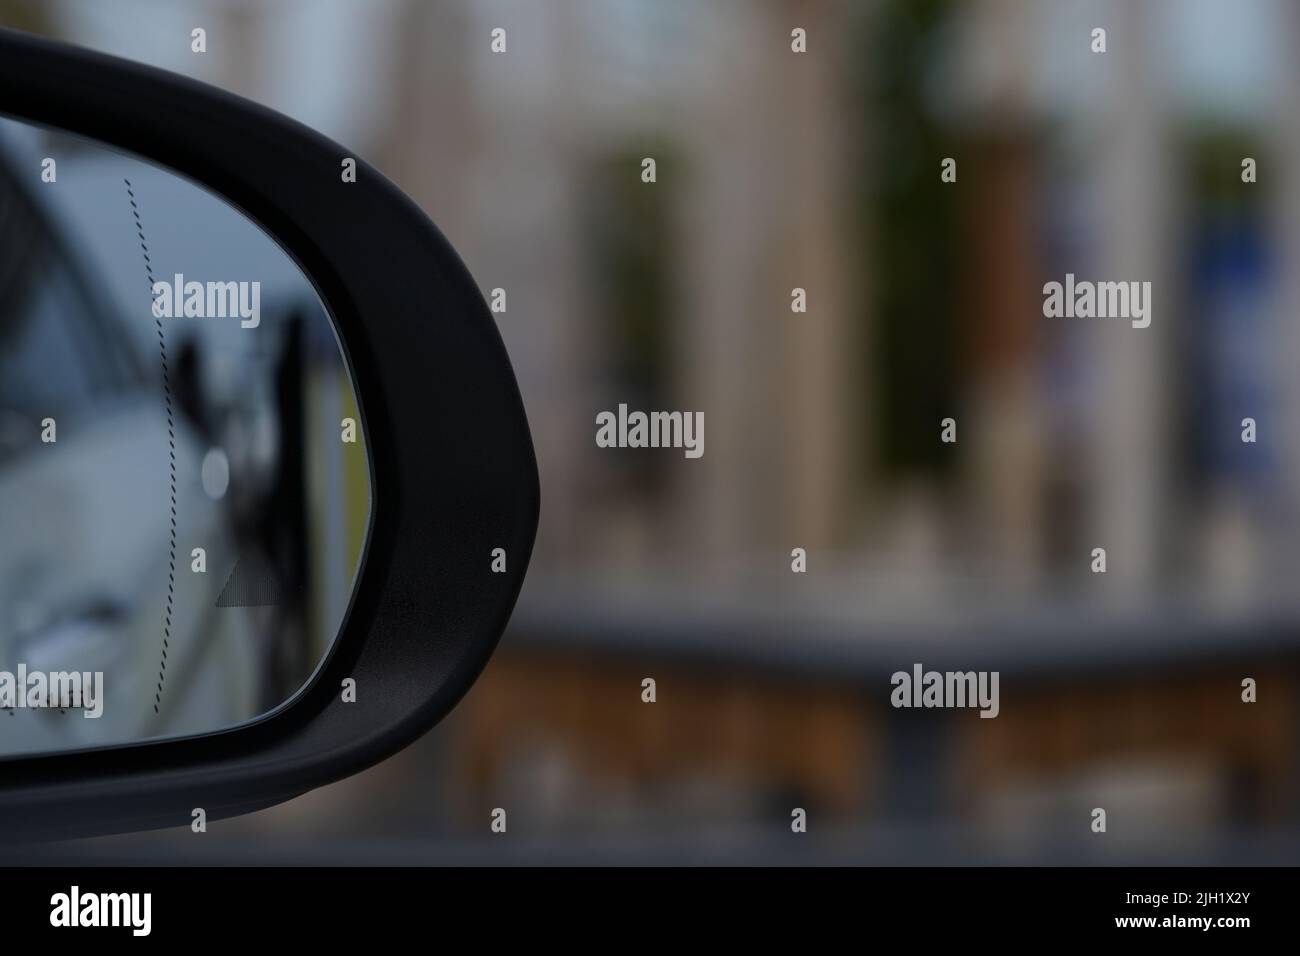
0,113,371,757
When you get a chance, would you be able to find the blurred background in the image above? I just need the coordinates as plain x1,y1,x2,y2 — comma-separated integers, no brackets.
5,0,1300,863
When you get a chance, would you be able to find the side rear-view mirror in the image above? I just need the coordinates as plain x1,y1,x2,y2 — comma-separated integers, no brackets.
0,26,539,839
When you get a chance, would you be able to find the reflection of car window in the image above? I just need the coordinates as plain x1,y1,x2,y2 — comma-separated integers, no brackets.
0,156,134,417
0,262,96,414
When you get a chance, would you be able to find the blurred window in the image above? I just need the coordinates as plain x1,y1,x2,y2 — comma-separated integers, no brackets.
584,144,677,494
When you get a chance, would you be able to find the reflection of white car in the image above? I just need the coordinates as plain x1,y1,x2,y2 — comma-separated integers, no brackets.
0,145,258,757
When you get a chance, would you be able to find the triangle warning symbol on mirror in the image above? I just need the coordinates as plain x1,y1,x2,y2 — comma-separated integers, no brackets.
216,554,283,607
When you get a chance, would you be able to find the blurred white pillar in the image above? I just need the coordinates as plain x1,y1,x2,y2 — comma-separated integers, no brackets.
678,7,776,575
1086,0,1171,599
773,0,852,552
